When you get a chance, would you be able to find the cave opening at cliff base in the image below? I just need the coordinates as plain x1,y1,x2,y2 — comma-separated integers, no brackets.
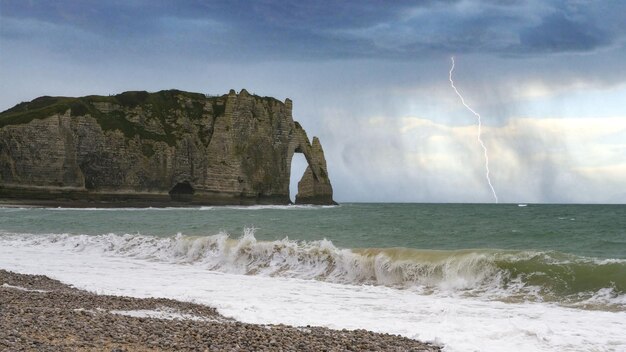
169,181,195,202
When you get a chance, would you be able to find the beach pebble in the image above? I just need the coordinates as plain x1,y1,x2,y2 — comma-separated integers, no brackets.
1,269,441,351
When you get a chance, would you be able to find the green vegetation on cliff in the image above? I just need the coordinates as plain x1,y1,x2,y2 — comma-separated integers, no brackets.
0,90,224,145
0,90,214,145
0,90,286,147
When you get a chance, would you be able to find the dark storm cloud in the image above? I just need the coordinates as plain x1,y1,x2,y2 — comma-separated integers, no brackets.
0,1,424,33
518,12,610,53
0,0,423,59
2,0,624,62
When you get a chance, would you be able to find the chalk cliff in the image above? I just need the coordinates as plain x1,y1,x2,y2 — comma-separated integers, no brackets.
0,89,335,206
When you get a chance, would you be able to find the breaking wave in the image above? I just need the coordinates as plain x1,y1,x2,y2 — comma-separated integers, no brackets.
2,229,625,310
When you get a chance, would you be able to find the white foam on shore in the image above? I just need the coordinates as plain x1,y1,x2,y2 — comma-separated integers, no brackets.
0,204,336,212
2,231,623,311
1,283,50,293
1,237,625,352
110,308,223,322
208,204,338,210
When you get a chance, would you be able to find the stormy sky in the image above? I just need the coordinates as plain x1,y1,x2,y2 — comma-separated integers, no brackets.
1,1,625,203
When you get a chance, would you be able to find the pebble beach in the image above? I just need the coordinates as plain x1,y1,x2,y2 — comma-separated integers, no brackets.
0,270,441,351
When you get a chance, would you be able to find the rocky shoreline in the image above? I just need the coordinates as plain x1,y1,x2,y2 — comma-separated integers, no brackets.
0,270,441,351
0,199,266,209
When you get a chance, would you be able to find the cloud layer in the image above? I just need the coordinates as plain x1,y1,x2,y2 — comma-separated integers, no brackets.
3,0,626,61
322,115,626,203
2,1,626,203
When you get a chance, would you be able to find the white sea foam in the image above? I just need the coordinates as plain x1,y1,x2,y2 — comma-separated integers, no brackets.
110,308,224,322
201,204,338,210
0,233,625,352
45,206,202,211
0,230,514,291
1,283,50,293
1,230,624,310
24,204,336,211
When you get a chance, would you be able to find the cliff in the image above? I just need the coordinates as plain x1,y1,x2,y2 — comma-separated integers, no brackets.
0,89,336,206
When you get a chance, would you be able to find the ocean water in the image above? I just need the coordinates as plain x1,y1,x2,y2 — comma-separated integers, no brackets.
1,203,625,351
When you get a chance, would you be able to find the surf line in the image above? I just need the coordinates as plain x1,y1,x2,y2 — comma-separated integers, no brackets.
449,57,499,203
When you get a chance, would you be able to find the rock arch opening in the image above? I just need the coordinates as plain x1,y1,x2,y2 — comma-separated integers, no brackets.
169,181,195,202
289,152,308,203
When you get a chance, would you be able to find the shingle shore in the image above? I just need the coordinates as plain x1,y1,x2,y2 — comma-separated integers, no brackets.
0,270,441,351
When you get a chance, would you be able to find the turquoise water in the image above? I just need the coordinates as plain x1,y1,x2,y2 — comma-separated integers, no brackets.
1,203,625,310
2,203,624,259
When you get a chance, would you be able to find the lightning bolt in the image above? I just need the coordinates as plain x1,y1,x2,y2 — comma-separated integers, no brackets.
449,57,499,203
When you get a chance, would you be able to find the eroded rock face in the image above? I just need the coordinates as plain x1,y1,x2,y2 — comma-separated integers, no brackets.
0,89,335,206
295,137,335,205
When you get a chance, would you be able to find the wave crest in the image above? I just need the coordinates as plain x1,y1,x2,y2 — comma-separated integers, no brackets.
2,229,624,310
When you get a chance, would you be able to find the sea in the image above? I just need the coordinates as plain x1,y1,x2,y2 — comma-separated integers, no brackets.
1,203,625,351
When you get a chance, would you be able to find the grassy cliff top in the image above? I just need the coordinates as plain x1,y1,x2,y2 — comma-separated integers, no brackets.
0,89,284,127
0,89,285,145
0,90,207,127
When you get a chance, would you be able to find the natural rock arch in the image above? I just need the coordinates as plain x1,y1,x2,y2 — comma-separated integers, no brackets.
288,123,335,205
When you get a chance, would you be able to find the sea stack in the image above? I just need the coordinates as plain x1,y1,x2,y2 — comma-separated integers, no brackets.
0,89,336,206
